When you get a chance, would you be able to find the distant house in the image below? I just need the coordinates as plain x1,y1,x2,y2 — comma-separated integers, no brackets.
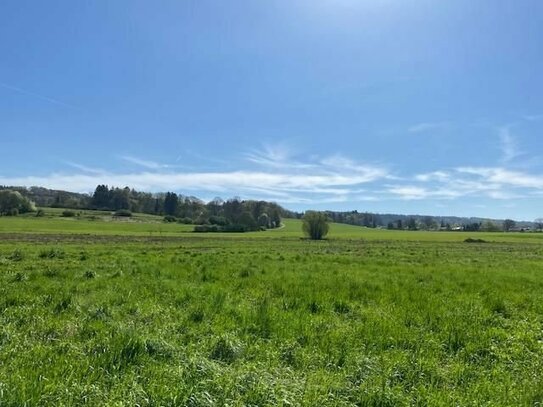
511,227,531,232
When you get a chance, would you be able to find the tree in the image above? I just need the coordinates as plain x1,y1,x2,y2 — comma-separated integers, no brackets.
223,197,243,224
407,217,418,231
239,211,258,231
91,185,111,209
258,213,270,228
269,208,282,229
302,211,329,240
422,216,437,230
164,192,179,216
481,220,500,232
503,219,516,232
0,190,36,215
111,187,131,210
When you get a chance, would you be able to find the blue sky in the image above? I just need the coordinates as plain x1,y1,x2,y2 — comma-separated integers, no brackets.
1,0,542,220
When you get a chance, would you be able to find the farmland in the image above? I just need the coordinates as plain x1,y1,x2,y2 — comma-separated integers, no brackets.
1,211,543,406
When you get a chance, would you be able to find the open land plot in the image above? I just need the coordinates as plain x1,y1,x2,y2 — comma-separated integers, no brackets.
1,218,543,405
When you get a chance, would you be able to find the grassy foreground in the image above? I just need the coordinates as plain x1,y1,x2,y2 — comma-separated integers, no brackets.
1,215,543,405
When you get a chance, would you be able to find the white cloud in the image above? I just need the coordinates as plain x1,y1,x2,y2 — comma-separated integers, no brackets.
4,142,543,207
64,162,106,175
244,144,316,170
0,151,390,204
120,155,172,170
414,171,450,182
498,126,522,163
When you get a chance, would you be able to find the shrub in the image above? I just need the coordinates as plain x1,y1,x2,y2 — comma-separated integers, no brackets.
194,225,220,233
114,209,132,217
178,217,193,224
222,224,248,233
302,211,329,240
163,215,177,223
61,210,76,217
35,209,45,217
209,216,228,226
7,208,19,216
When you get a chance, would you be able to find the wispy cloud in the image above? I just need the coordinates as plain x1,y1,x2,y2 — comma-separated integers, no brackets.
64,162,106,175
244,144,316,170
0,82,81,110
498,126,522,163
408,121,449,134
0,149,391,204
414,171,450,182
120,155,172,170
3,143,543,208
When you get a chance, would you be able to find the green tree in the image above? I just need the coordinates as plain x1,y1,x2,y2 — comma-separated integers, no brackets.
91,185,111,209
422,216,437,230
239,211,258,231
503,219,516,232
164,192,179,216
269,208,281,228
258,213,270,228
0,190,36,215
302,211,329,240
481,220,500,232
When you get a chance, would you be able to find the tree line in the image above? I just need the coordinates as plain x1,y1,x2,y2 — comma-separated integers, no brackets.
324,209,537,232
1,185,540,232
0,184,296,232
89,185,292,231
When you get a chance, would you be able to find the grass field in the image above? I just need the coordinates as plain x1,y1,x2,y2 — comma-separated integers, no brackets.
1,212,543,405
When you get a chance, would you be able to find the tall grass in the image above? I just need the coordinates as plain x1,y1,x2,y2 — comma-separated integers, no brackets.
1,235,543,405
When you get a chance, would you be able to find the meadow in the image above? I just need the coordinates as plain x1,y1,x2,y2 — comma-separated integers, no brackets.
1,211,543,406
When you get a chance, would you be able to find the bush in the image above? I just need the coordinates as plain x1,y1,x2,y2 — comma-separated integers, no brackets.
7,208,19,216
61,210,76,217
35,209,45,217
222,224,248,233
163,215,177,223
114,209,132,217
177,217,193,224
194,225,220,233
302,211,329,240
209,216,228,226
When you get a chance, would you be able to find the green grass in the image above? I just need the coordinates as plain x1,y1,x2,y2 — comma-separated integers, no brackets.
1,213,543,405
0,208,194,235
4,210,543,243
